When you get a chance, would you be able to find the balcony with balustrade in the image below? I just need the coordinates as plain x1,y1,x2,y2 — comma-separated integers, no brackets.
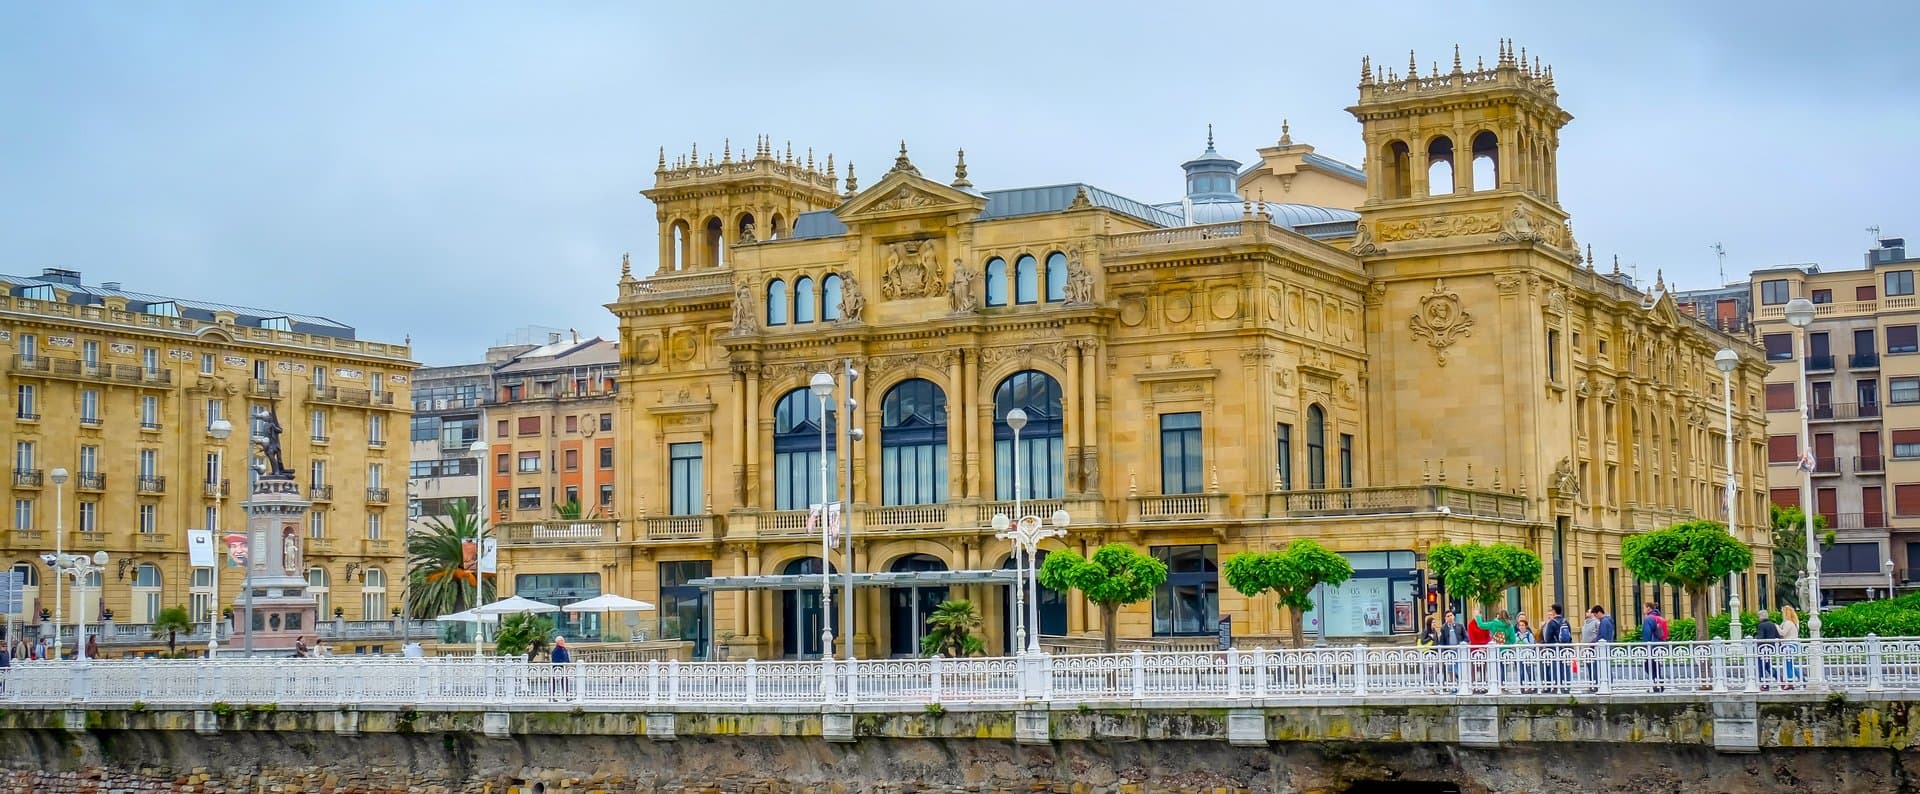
203,479,230,498
77,472,106,491
311,385,398,409
1129,492,1228,522
1267,485,1528,522
1812,457,1842,476
11,354,174,387
366,487,390,504
642,514,719,542
1851,353,1881,370
497,519,619,545
722,498,1108,541
1857,455,1886,474
1811,402,1881,421
1805,354,1836,372
249,378,281,398
137,476,166,494
11,469,42,489
309,485,333,502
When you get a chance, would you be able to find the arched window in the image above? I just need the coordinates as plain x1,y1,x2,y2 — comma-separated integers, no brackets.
888,553,948,656
361,567,387,619
772,388,835,510
766,279,789,326
794,276,816,324
1044,252,1067,303
994,370,1065,500
822,274,843,321
1471,131,1499,191
880,379,948,505
985,257,1008,307
1383,141,1412,199
133,563,162,622
670,221,690,271
780,557,837,658
704,217,725,268
770,213,786,240
1426,136,1455,196
1306,404,1327,490
737,212,756,242
307,567,330,622
1015,255,1039,304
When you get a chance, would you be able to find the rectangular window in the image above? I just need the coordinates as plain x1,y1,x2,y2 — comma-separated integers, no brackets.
1159,412,1204,495
1855,329,1876,357
313,367,327,389
563,485,579,507
1764,333,1793,362
516,487,542,510
1822,542,1886,573
139,448,158,478
598,445,614,469
495,453,509,474
599,483,614,506
79,445,97,475
311,460,327,487
138,504,156,534
1275,423,1293,491
1767,435,1800,463
366,513,383,539
81,340,99,366
1887,270,1914,297
13,441,31,472
1339,434,1354,488
76,501,96,532
1151,544,1218,636
199,353,214,375
12,499,30,530
367,415,384,444
600,413,613,432
517,416,541,436
1765,382,1797,410
1895,430,1920,460
1811,288,1833,304
15,385,34,419
367,463,383,490
410,415,437,441
658,561,713,655
1760,279,1790,305
517,452,541,473
311,409,328,440
1769,487,1801,509
141,395,158,427
1890,326,1919,354
79,389,100,423
565,415,578,434
142,347,159,371
1859,379,1879,407
564,449,578,471
1859,285,1878,301
669,442,703,515
496,419,509,438
1547,328,1561,382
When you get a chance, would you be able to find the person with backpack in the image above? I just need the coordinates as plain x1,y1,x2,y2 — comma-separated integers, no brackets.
1541,604,1574,693
1641,602,1667,692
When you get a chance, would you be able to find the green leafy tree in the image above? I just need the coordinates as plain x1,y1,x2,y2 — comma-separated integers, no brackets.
151,605,194,658
1769,504,1831,608
1223,539,1355,648
1622,520,1754,641
406,499,495,619
493,613,555,658
1429,542,1544,613
555,500,584,520
1037,544,1168,652
919,599,985,658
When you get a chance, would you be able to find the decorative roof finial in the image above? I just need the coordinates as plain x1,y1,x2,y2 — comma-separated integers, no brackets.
1360,55,1372,85
620,252,631,280
657,147,666,169
1453,44,1462,73
1655,269,1666,292
785,140,793,163
1534,55,1542,76
891,140,920,175
952,148,972,189
1207,123,1215,149
1408,49,1417,77
806,147,814,171
843,161,858,198
1432,61,1440,79
826,153,835,177
691,142,698,161
1586,244,1595,269
1256,188,1269,219
1279,119,1291,146
722,138,731,163
1612,254,1621,276
1068,184,1093,210
1477,55,1485,71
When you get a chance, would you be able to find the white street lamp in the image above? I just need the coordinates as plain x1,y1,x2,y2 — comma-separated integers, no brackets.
208,419,232,657
47,549,107,661
48,467,67,659
1713,347,1742,640
1783,297,1823,642
468,439,489,656
809,372,837,673
1885,558,1897,599
992,408,1071,655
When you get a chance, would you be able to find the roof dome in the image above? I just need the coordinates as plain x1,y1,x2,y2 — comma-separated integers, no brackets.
1181,125,1242,202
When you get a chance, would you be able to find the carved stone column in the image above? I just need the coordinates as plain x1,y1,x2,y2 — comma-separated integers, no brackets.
745,367,761,506
948,353,965,500
963,349,980,499
1063,340,1081,491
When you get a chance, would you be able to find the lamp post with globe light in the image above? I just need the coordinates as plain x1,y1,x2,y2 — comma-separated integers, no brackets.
47,550,108,660
469,439,489,656
808,372,836,668
48,467,67,659
1783,298,1823,642
1714,347,1743,640
1886,558,1897,600
990,408,1071,655
207,419,232,656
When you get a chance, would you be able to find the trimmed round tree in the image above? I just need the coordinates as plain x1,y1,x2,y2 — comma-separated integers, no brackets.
1223,538,1354,648
1037,543,1168,653
1622,519,1754,641
1428,542,1544,613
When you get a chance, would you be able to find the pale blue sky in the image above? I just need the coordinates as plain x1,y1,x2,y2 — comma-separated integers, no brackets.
3,2,1915,364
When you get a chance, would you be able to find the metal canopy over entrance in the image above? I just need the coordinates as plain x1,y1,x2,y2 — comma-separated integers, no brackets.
688,569,1019,592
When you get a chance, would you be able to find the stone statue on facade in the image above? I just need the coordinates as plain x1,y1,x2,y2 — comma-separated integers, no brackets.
282,527,300,576
254,406,292,479
731,280,758,334
838,273,866,321
949,260,978,313
1063,249,1095,305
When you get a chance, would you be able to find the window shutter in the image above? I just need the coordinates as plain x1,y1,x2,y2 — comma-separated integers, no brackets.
1769,488,1801,509
1890,326,1918,351
1893,430,1920,447
1765,383,1796,411
1767,435,1799,463
1896,485,1920,517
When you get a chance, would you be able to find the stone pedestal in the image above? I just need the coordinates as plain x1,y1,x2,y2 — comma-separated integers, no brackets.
236,477,317,653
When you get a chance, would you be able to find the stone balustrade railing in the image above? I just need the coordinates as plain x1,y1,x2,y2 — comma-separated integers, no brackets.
8,638,1917,708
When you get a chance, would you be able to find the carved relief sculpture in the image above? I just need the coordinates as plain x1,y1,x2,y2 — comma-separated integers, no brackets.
730,280,758,334
1407,278,1474,366
1550,456,1581,499
282,527,300,576
1349,222,1383,255
872,186,936,212
881,241,946,299
948,260,979,313
1495,207,1539,243
838,273,867,321
1063,248,1095,305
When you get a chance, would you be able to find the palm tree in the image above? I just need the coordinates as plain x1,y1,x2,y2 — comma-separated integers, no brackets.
406,498,494,619
919,599,985,658
151,605,193,658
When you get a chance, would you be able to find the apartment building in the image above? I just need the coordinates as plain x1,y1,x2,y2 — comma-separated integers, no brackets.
406,362,490,531
1751,237,1916,605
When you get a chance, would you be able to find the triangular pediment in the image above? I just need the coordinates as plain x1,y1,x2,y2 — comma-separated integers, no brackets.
834,169,986,222
1647,291,1682,327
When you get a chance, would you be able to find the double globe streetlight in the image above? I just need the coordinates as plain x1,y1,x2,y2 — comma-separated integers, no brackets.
1783,298,1823,643
208,418,233,656
1713,347,1744,641
990,408,1071,656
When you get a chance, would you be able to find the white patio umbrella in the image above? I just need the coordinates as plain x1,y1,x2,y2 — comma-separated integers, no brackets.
562,594,655,643
468,596,562,656
434,609,500,624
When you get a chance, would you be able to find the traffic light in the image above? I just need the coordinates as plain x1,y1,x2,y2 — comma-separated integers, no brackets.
1425,584,1440,613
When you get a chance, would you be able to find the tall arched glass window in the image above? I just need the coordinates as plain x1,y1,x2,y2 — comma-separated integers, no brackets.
994,370,1065,500
773,388,835,510
985,258,1008,307
781,557,836,658
822,274,844,321
1015,254,1039,304
880,379,948,505
793,277,816,324
1045,252,1067,302
1306,404,1327,490
133,563,162,622
307,567,330,622
766,279,789,326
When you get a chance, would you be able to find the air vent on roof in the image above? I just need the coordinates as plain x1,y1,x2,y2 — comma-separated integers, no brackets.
39,268,82,286
101,282,121,290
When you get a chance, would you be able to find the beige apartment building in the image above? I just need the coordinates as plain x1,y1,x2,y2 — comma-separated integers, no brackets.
1,268,415,632
1751,236,1918,605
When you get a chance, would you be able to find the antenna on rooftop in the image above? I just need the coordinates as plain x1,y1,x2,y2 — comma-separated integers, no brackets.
1712,242,1726,287
1868,225,1883,243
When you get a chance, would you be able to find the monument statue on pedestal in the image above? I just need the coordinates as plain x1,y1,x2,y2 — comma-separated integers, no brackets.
255,406,292,479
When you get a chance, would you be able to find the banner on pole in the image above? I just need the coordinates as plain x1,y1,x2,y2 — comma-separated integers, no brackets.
187,529,216,568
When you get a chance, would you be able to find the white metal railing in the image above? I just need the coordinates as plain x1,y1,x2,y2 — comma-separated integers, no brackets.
5,638,1918,708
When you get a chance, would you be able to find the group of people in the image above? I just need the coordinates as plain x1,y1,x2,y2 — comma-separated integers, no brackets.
6,634,98,661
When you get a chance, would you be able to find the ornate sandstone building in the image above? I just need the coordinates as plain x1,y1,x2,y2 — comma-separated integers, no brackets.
498,44,1774,659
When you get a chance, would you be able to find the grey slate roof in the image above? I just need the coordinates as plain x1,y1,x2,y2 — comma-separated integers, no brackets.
0,270,356,339
1237,151,1367,183
787,182,1183,241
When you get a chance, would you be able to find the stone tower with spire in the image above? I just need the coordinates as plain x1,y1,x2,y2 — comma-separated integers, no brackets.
643,136,844,274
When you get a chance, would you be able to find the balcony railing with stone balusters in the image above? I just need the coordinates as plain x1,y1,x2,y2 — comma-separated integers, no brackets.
498,520,619,545
1268,485,1528,521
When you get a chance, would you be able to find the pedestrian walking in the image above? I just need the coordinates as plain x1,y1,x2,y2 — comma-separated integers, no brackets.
1756,609,1780,688
549,636,572,700
1439,611,1469,688
1542,604,1574,693
1780,605,1802,688
1514,614,1538,692
1419,617,1441,692
1586,606,1615,686
1640,603,1667,691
